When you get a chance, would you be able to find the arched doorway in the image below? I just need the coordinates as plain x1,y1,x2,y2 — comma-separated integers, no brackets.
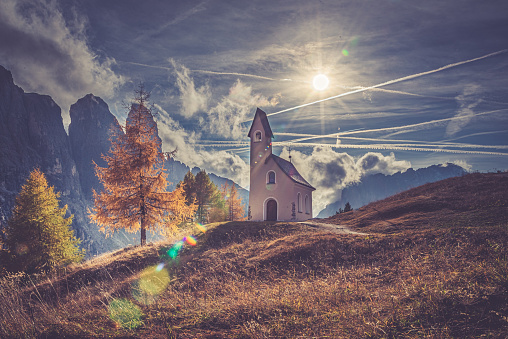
266,199,277,221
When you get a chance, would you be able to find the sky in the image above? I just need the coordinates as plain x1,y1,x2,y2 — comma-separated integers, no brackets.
1,0,507,214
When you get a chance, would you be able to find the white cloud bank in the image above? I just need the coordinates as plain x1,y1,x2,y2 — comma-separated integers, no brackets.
170,59,211,118
0,0,125,124
279,147,411,214
203,80,280,140
155,104,250,188
171,60,279,140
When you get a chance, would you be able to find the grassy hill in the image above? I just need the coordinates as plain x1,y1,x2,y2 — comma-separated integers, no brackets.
1,172,507,338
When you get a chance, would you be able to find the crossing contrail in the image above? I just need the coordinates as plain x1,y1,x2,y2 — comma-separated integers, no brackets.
272,141,508,156
125,61,291,81
274,108,506,144
274,132,508,150
253,49,508,121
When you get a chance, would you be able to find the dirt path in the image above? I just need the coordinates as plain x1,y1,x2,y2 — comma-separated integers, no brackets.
298,220,368,235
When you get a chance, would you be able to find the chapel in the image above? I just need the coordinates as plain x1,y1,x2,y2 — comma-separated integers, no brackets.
247,108,315,221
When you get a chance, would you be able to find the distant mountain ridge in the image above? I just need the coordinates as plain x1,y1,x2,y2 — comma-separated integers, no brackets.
317,163,467,218
0,65,248,256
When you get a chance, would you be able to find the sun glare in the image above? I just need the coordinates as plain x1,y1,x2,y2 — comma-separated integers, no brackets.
312,74,329,91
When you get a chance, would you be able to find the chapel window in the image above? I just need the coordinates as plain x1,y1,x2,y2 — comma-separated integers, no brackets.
255,131,262,142
267,171,276,184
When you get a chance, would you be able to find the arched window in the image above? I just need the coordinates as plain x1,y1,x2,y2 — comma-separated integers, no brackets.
267,171,276,184
305,195,310,214
254,131,262,142
297,192,302,212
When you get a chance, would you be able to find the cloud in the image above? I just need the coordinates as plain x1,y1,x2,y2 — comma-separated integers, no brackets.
357,152,411,176
450,160,472,172
202,79,280,140
193,150,250,189
278,147,411,214
0,0,125,124
155,105,249,188
446,84,481,137
170,59,211,118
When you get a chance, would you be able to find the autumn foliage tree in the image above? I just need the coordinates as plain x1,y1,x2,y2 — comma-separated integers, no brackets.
221,181,246,221
90,86,196,245
5,168,84,272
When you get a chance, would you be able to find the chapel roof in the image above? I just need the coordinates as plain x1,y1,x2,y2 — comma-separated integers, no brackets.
247,108,273,138
270,154,315,190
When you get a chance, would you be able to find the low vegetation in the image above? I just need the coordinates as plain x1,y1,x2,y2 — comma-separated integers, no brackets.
1,172,507,338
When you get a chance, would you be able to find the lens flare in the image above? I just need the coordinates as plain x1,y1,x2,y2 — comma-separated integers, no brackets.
167,240,184,259
196,223,207,233
184,236,197,246
155,263,165,272
108,299,143,329
342,49,349,56
132,265,171,305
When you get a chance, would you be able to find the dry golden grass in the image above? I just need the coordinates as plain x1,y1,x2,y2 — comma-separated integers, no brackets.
1,173,507,338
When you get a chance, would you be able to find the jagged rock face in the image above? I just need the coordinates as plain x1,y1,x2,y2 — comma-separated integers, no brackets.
68,94,122,200
0,65,81,222
317,164,467,218
0,64,250,255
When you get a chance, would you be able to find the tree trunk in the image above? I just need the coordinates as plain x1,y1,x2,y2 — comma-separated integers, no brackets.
140,221,146,246
140,195,147,246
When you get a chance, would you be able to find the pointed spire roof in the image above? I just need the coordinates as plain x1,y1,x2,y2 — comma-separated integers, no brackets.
270,154,316,190
247,108,273,138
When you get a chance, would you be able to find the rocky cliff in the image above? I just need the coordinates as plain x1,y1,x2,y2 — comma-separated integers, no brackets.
0,64,81,224
0,65,249,256
69,94,123,200
0,67,139,255
317,163,467,218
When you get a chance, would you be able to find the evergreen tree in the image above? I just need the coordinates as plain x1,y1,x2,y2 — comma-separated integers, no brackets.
6,169,83,272
90,86,196,245
344,202,353,213
194,170,217,224
177,171,196,205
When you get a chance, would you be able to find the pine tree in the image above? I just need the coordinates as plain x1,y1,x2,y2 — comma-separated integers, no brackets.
194,170,217,224
90,86,196,245
177,171,196,205
5,169,83,272
344,202,353,213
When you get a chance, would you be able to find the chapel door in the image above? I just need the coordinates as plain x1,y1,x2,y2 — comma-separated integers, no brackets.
266,199,277,221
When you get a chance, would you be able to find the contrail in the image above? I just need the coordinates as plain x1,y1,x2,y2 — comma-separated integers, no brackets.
275,108,506,144
273,141,508,156
191,69,281,81
256,49,508,120
125,61,289,81
274,132,508,150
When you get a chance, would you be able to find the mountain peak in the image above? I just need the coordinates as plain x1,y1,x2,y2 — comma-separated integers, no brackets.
0,65,14,85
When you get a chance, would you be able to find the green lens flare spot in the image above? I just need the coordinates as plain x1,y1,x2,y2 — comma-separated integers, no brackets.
132,265,171,305
108,298,144,329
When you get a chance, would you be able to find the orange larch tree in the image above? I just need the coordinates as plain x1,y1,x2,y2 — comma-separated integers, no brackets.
221,181,246,221
89,86,196,245
227,182,246,221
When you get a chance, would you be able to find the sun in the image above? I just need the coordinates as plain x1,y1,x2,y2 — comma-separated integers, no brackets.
312,74,329,91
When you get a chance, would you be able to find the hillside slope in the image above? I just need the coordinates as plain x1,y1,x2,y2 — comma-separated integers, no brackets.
322,171,508,233
317,163,466,218
1,172,507,338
